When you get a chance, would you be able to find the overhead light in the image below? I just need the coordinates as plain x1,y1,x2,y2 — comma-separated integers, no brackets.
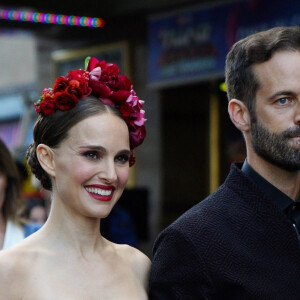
0,8,105,28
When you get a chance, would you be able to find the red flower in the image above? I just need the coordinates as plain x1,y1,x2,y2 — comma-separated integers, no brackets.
110,90,131,103
129,151,136,167
86,57,104,71
87,58,120,82
69,80,80,88
115,75,132,91
54,92,78,111
66,80,87,98
87,58,120,89
66,85,83,98
107,63,119,74
39,98,56,115
89,79,111,98
53,76,68,92
66,70,89,83
66,71,91,97
34,56,146,155
119,102,131,118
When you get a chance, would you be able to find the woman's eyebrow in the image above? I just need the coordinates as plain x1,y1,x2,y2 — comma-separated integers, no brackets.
118,149,131,155
79,145,106,152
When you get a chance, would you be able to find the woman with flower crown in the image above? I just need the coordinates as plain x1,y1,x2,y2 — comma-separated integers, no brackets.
0,57,150,299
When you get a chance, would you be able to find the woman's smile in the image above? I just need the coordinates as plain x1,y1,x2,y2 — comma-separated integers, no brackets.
85,184,115,202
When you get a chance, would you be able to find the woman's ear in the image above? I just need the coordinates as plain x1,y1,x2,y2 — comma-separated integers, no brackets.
228,99,251,132
36,144,56,178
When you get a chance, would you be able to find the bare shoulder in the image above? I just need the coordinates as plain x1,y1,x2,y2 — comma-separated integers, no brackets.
0,245,30,298
0,246,26,275
0,233,45,296
115,243,151,287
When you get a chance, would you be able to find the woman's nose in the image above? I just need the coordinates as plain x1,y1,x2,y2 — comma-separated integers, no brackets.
98,158,117,183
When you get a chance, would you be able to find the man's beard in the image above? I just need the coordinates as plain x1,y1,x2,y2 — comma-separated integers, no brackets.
250,117,300,171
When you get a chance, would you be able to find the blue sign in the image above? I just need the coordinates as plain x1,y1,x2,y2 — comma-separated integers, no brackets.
148,0,300,88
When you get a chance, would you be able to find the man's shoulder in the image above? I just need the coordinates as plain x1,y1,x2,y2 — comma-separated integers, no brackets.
170,180,237,222
159,188,227,241
159,164,256,239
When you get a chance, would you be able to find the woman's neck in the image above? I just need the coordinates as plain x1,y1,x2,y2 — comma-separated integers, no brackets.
39,198,104,255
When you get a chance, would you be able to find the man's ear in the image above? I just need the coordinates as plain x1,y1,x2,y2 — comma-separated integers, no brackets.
228,99,251,132
36,144,56,178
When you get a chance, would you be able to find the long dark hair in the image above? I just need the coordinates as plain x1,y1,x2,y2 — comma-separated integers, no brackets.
0,138,22,222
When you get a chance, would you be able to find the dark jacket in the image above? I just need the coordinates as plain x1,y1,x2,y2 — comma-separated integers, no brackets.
149,163,300,299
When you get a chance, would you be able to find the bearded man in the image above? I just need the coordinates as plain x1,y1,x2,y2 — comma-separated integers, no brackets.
149,26,300,299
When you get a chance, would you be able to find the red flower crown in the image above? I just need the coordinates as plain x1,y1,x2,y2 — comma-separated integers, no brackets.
34,56,146,166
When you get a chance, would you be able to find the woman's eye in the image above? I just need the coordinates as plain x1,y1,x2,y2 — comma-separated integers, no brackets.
115,154,129,164
83,151,100,160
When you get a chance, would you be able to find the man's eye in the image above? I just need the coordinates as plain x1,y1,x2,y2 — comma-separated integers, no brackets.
278,97,289,105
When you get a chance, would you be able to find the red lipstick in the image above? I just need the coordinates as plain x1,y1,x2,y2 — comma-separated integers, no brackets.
84,184,115,202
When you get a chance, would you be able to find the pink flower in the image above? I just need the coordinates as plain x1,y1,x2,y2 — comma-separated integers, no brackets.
134,110,147,126
126,94,139,106
43,88,53,95
89,67,101,81
34,102,41,114
129,126,146,149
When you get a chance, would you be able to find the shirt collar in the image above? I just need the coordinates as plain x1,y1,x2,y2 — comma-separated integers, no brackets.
241,159,297,211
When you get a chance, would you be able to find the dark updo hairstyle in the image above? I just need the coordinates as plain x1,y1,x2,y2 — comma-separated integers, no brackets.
26,96,125,191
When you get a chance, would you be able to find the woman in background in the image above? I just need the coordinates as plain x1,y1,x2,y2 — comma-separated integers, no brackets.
0,139,40,250
23,197,47,225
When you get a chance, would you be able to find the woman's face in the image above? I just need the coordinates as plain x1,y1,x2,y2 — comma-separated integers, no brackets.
50,112,130,219
0,171,7,210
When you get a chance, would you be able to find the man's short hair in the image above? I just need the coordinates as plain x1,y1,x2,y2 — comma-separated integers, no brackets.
225,26,300,114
